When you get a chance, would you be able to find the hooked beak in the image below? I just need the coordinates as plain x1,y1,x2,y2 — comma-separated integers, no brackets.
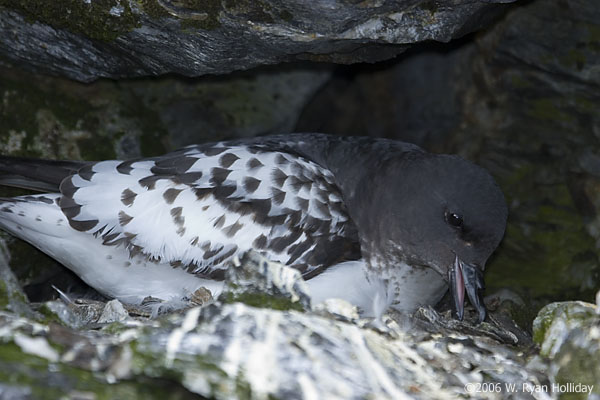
448,256,487,323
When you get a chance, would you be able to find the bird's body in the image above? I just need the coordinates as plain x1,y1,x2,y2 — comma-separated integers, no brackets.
0,134,507,320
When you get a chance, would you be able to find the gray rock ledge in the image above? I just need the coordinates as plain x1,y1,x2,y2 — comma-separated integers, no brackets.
0,0,515,81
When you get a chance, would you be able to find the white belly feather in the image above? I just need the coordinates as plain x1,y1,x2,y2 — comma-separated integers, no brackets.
307,259,447,317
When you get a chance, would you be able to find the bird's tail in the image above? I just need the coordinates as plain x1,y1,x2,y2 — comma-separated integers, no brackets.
0,155,89,192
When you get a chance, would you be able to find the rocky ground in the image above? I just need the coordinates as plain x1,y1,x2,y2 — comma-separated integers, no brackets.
1,246,598,400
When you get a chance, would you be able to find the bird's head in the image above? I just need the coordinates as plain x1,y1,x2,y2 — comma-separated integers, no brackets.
353,152,508,323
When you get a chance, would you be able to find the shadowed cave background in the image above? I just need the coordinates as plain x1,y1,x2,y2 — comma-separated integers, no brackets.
0,0,599,398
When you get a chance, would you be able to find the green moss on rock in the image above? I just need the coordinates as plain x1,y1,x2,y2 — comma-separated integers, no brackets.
76,134,118,160
2,0,140,41
420,1,439,15
532,301,596,355
553,338,600,400
486,164,600,304
129,338,231,397
222,291,304,312
528,98,575,125
0,279,29,313
532,301,600,399
224,0,276,24
35,303,68,326
0,280,9,310
138,0,171,19
0,67,117,160
0,341,198,399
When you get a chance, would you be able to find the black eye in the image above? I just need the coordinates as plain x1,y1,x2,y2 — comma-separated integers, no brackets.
445,211,463,228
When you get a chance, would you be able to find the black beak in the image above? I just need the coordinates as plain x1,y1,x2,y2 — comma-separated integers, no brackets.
448,256,487,323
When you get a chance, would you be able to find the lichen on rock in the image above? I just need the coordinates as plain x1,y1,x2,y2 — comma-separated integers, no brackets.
220,250,311,311
0,0,140,42
532,298,600,399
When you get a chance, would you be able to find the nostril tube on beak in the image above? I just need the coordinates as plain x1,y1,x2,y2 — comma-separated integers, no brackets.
449,255,487,323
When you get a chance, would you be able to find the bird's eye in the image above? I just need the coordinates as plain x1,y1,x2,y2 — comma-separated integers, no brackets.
445,211,463,228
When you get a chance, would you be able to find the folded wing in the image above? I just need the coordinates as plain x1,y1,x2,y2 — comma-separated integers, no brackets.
59,141,360,279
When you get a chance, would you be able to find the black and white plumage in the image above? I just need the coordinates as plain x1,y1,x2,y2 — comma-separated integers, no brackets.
0,133,507,320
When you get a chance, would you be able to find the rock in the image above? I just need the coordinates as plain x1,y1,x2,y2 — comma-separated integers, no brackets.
142,67,332,149
187,287,213,306
154,303,547,399
0,1,515,82
39,294,132,329
0,64,330,160
313,298,360,323
38,300,87,329
484,289,538,336
0,300,548,400
533,301,597,358
221,250,312,311
13,334,59,363
97,299,130,324
532,300,599,399
0,251,549,399
0,237,36,318
0,311,196,399
0,384,32,400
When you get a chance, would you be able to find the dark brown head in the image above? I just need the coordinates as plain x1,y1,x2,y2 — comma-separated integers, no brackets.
349,152,508,322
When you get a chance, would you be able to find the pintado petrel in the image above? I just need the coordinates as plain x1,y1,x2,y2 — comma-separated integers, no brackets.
0,133,507,322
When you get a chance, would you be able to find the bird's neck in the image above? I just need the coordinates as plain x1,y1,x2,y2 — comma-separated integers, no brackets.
284,135,422,235
325,146,382,208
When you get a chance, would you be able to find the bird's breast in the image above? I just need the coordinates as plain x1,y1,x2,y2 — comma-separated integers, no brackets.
367,259,448,314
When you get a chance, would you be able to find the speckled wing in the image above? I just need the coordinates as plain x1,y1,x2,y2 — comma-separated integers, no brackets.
58,141,360,279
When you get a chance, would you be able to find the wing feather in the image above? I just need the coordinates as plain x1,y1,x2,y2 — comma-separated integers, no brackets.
59,141,360,278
